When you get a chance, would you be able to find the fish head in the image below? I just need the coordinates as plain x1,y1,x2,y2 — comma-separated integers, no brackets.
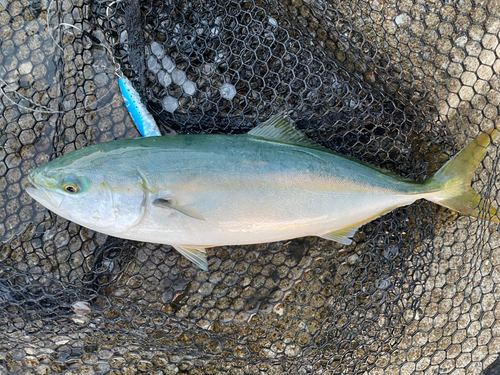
26,148,147,234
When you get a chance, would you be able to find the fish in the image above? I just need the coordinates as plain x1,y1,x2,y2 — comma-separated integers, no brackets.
119,76,162,137
26,116,499,270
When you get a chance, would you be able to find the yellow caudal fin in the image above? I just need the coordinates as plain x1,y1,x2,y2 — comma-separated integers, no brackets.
425,127,499,222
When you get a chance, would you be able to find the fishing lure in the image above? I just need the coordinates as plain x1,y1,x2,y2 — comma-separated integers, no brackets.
119,76,161,137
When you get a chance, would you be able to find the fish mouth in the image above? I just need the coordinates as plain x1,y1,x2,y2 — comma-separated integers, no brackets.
26,174,39,196
26,174,64,209
25,177,49,204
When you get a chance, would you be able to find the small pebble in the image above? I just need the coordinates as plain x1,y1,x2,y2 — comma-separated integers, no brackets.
183,80,196,95
158,71,172,87
377,277,392,290
220,83,237,100
162,56,175,73
346,254,359,265
158,71,166,85
120,30,128,48
147,56,160,73
172,69,187,85
72,301,91,315
151,42,164,58
383,245,399,259
18,61,33,75
162,96,178,113
162,72,172,87
395,13,410,27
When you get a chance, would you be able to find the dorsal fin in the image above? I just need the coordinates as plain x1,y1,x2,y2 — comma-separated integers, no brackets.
248,115,326,150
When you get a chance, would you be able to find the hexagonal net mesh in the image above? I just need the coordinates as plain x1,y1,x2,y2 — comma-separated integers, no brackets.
1,0,500,373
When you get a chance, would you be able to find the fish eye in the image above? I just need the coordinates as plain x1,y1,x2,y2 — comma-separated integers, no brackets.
62,177,81,194
64,184,78,193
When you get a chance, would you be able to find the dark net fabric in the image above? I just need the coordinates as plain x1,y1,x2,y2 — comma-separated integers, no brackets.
1,0,500,373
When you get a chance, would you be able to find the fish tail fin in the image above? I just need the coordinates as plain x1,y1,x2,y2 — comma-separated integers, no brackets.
425,127,499,222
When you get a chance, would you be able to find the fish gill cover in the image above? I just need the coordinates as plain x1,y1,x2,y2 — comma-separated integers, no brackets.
0,0,500,374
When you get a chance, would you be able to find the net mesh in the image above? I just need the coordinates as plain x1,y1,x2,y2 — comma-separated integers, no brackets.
1,0,500,373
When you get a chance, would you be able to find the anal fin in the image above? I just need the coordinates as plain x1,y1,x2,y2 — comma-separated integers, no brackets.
320,224,363,245
172,245,209,270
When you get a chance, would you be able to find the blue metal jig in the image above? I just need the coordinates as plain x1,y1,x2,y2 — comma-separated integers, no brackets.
119,76,162,137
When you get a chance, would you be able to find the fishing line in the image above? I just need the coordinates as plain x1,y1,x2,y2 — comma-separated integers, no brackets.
0,1,125,116
0,74,120,115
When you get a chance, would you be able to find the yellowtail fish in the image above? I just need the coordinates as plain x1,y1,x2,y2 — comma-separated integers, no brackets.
26,116,498,270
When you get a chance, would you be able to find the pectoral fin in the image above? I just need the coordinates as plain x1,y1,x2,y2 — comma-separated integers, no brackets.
153,198,205,221
172,245,209,270
320,224,362,245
